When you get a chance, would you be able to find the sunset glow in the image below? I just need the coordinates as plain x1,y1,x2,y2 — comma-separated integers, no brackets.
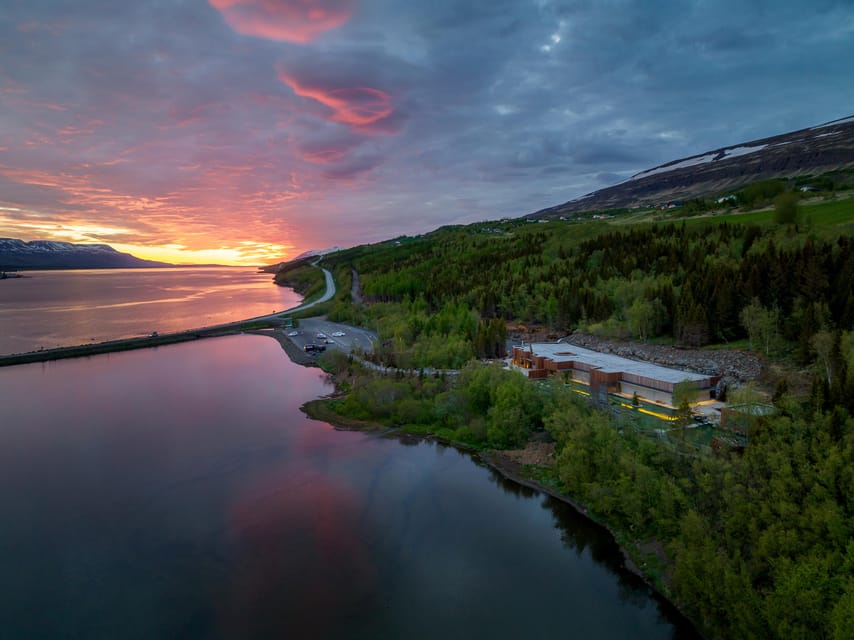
110,242,293,267
279,73,395,129
1,2,850,265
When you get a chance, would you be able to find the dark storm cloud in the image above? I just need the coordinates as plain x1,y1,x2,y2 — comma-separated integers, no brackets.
0,0,851,258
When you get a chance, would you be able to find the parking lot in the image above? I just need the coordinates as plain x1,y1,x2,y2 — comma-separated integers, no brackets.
281,317,377,356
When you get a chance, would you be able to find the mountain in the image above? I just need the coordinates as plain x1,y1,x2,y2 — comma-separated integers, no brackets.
260,246,343,274
0,238,173,269
292,246,343,261
530,115,854,218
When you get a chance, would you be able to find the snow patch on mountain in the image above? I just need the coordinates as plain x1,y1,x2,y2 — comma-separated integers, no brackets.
0,238,171,268
811,115,854,129
0,238,119,253
628,144,769,182
292,246,343,261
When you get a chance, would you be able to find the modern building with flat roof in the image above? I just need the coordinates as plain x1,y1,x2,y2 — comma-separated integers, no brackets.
511,343,719,407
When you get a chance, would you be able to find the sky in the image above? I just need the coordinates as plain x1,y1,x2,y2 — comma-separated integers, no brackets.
1,1,852,265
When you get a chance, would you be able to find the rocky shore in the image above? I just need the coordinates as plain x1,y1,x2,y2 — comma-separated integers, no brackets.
245,329,321,367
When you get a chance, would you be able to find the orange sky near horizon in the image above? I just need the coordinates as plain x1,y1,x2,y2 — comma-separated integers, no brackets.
0,0,378,267
3,0,850,267
0,203,299,266
112,243,291,267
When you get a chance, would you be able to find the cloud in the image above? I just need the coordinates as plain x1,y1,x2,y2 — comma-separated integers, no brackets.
279,71,395,132
0,0,851,264
209,0,355,43
301,147,346,164
320,149,383,180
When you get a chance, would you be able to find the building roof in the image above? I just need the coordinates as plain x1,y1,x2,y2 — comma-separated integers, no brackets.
525,342,711,384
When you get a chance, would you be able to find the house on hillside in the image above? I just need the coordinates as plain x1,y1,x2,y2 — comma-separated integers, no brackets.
511,343,719,410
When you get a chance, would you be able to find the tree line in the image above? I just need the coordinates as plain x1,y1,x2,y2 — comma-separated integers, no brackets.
314,203,854,638
322,355,852,639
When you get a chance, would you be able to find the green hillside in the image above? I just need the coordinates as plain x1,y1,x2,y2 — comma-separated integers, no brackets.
302,181,854,640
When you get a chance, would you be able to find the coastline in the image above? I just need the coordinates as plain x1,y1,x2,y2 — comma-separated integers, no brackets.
0,319,699,635
0,325,246,367
0,316,670,592
0,264,337,368
298,392,694,634
244,328,321,367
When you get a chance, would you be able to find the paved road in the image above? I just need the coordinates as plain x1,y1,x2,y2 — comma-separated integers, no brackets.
279,266,335,315
271,264,378,357
284,316,377,356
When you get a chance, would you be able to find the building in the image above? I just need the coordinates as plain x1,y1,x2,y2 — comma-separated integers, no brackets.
511,342,719,407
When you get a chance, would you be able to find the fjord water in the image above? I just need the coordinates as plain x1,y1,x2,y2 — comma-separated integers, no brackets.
0,335,699,639
0,267,302,355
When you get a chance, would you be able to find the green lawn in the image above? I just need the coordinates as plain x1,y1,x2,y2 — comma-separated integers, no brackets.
801,195,854,226
653,193,854,231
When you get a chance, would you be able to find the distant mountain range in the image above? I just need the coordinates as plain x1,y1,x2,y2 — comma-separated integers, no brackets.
0,238,173,270
529,115,854,218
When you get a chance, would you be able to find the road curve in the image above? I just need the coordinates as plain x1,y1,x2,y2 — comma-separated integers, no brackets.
275,266,335,316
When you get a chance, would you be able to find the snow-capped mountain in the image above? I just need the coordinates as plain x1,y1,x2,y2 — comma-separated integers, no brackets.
529,114,854,217
0,238,173,269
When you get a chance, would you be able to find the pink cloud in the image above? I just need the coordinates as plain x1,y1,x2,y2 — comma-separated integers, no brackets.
209,0,355,43
279,71,394,132
301,148,346,163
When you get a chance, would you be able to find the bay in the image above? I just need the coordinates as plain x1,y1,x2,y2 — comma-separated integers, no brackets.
0,335,699,639
0,267,301,355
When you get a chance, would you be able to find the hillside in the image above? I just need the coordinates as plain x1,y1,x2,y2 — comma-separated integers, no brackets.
0,238,173,270
310,189,854,640
531,115,854,217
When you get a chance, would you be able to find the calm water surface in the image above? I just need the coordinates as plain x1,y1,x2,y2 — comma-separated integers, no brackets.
0,267,301,355
0,336,700,639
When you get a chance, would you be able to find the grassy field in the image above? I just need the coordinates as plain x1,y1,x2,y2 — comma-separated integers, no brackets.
640,192,854,231
801,195,854,226
535,191,853,236
685,194,854,227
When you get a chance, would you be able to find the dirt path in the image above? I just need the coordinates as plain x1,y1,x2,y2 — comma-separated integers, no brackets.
350,268,363,305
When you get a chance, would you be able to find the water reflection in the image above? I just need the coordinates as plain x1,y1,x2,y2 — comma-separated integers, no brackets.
0,335,700,639
0,267,302,354
451,450,700,638
224,469,376,638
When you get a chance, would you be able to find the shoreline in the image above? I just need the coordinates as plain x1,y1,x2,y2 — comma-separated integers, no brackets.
298,395,698,636
1,321,700,635
244,328,321,367
0,264,337,368
0,325,245,367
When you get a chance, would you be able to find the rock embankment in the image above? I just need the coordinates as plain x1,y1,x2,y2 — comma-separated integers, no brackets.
564,333,763,387
246,329,320,367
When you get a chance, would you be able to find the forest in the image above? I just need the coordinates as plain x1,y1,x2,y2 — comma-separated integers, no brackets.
285,185,854,639
318,358,852,638
323,195,854,410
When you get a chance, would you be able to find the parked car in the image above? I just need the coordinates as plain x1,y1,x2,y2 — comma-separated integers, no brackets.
287,330,299,337
331,331,345,337
316,332,327,339
303,343,326,352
